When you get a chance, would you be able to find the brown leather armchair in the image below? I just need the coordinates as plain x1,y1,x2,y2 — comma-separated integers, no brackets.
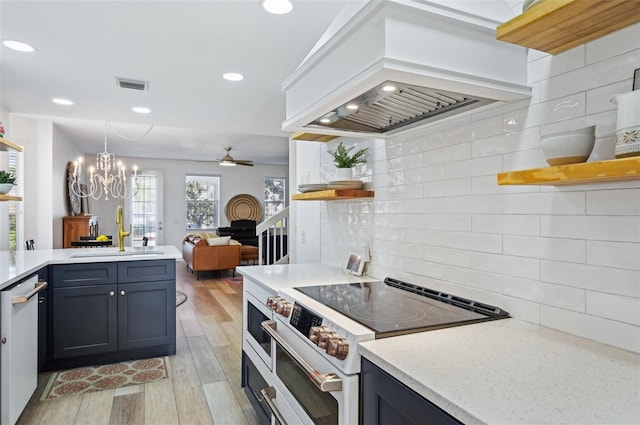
182,235,241,280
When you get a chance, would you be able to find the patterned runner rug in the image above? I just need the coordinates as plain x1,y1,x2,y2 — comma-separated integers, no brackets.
41,356,171,400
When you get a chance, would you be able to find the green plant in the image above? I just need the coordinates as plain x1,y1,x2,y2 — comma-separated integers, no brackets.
327,142,369,168
0,170,16,185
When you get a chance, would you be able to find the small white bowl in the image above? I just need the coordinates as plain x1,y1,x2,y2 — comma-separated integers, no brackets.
540,126,596,166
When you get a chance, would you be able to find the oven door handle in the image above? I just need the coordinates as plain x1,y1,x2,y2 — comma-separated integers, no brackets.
260,386,287,425
261,320,342,392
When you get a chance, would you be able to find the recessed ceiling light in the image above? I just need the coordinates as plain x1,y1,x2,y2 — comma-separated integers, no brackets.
261,0,293,14
381,84,397,92
223,72,244,82
2,40,35,52
132,107,151,114
346,103,359,111
52,98,74,106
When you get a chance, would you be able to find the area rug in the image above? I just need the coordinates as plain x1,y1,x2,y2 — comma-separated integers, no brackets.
176,290,188,307
40,356,171,400
223,276,243,284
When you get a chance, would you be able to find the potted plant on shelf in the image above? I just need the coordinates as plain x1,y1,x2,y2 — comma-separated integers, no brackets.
327,141,369,180
0,170,16,195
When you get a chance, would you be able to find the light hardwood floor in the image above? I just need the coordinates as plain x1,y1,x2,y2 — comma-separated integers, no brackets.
17,261,260,425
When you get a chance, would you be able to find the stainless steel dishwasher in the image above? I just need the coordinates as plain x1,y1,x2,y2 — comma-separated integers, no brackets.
1,275,47,425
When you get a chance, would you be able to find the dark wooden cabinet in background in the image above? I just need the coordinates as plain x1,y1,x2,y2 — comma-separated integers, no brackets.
49,260,176,367
361,358,462,425
62,215,92,248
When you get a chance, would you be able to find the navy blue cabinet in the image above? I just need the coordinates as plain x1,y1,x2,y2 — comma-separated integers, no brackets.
50,260,176,364
361,358,462,425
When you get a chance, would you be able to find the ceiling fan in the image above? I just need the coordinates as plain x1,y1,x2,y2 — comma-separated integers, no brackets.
217,146,254,167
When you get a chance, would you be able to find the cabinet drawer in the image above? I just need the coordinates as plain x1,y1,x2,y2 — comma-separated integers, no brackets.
52,263,117,288
118,260,175,283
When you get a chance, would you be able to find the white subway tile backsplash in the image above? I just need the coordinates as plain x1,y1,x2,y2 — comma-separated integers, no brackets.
472,127,540,158
424,214,472,232
446,195,502,214
318,29,640,352
405,198,446,214
541,216,640,242
527,44,585,83
502,192,585,215
473,214,540,236
445,265,502,293
503,235,586,263
423,178,471,198
503,276,586,312
587,189,640,216
586,292,640,326
540,260,640,298
539,50,640,103
424,143,471,165
586,23,640,64
444,156,502,179
540,305,640,353
423,246,471,268
472,252,540,280
446,231,502,253
587,241,640,271
404,258,446,279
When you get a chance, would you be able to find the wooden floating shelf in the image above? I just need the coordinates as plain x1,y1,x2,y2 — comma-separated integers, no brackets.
0,194,22,202
0,138,23,152
292,189,374,200
496,0,640,55
291,132,340,143
497,157,640,186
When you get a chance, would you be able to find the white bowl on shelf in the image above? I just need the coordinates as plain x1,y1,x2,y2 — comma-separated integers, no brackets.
540,126,596,166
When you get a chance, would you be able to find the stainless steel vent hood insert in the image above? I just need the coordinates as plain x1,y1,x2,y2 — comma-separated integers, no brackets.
282,1,531,139
311,80,495,134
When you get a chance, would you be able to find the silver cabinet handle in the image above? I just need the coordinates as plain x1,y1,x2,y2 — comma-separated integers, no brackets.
12,281,48,305
260,387,287,425
120,290,125,296
261,320,342,392
109,291,115,297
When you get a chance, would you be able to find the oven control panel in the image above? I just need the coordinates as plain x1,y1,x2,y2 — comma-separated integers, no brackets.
289,303,323,338
289,303,350,360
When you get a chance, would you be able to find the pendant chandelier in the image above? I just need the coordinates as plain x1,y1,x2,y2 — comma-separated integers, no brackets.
70,122,150,200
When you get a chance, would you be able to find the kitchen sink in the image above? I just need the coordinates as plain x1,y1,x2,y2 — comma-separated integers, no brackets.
68,249,164,258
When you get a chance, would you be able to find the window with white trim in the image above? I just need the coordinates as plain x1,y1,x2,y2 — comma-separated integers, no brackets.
186,175,220,230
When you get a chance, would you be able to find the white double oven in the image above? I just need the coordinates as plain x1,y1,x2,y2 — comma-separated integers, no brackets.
242,277,372,425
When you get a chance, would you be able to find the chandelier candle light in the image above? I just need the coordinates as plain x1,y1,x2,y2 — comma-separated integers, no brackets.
71,123,139,200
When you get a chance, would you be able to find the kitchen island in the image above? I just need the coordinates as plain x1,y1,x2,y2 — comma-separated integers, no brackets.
238,263,640,425
0,245,181,290
0,246,181,424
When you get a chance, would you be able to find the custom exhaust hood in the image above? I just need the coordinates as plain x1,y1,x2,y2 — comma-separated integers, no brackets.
282,0,531,139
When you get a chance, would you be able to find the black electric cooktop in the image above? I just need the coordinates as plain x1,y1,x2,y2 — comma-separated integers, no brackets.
295,277,509,338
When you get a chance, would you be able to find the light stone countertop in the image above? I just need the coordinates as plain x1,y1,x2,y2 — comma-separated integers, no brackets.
0,245,181,290
237,262,378,293
359,318,640,425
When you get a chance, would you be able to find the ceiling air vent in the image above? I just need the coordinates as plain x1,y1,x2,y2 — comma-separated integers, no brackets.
115,77,148,91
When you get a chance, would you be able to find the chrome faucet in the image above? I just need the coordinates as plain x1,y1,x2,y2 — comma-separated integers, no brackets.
116,205,131,252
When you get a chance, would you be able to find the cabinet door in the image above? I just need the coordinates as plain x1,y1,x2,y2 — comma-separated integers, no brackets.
37,267,49,370
361,358,462,425
117,280,176,351
53,285,118,359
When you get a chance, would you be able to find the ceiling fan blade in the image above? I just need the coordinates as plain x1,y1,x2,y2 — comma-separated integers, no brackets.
235,160,254,166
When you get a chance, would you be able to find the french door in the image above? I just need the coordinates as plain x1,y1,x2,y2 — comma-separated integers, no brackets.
129,171,163,246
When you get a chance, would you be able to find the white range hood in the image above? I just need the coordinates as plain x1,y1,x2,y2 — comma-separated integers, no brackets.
282,0,531,139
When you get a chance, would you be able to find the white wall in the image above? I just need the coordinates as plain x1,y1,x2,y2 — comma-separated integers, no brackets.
85,156,288,250
9,115,56,249
311,24,640,353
